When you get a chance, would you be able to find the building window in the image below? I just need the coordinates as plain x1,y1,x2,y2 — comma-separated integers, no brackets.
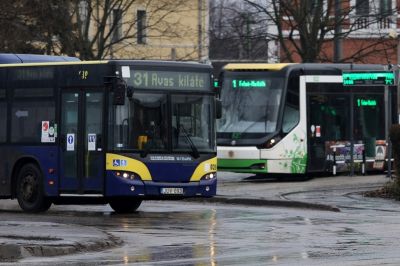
380,0,392,16
379,0,392,28
112,9,123,42
137,10,146,44
306,0,321,15
355,0,369,16
354,0,369,28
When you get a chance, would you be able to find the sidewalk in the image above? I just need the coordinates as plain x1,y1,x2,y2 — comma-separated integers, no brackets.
207,172,391,212
0,218,121,261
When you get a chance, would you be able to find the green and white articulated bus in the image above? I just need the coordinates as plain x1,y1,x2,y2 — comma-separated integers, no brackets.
217,63,397,177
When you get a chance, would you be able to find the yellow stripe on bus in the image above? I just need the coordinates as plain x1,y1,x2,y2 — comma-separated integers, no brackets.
224,63,295,71
190,157,217,181
106,153,152,181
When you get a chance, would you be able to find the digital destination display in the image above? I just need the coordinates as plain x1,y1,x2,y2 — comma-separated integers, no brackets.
342,72,394,86
357,98,377,107
130,70,210,90
232,79,268,89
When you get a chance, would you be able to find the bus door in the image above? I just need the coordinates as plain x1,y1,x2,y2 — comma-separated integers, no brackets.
307,93,350,172
60,90,105,194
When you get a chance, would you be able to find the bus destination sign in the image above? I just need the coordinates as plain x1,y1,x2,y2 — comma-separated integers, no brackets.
130,70,210,90
232,79,268,89
342,71,395,86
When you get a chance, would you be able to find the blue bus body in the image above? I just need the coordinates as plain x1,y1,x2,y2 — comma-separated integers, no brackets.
0,55,217,212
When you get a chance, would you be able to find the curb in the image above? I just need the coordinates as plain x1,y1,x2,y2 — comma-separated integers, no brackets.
0,232,122,262
185,196,341,212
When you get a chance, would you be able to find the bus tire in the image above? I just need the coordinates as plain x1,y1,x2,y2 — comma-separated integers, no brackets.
109,198,142,213
16,163,52,212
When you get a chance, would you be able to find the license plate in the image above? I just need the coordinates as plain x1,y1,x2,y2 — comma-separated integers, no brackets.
160,187,184,195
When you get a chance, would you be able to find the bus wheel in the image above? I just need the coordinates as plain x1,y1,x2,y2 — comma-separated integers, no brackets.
109,198,142,213
16,163,51,212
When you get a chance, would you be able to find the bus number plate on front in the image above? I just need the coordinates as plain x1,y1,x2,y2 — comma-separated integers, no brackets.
160,187,184,195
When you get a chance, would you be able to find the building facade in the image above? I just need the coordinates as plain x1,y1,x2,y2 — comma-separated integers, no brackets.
280,0,400,64
78,0,209,61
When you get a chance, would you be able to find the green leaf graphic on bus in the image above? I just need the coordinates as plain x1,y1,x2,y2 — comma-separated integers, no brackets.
291,156,307,174
280,133,307,174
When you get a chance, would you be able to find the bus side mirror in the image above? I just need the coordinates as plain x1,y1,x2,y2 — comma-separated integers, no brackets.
213,78,221,98
216,99,222,119
113,80,126,105
127,86,133,99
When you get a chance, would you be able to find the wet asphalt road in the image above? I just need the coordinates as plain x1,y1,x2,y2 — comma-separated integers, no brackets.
2,193,400,266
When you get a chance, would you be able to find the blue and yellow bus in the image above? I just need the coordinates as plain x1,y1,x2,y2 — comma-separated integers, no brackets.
0,54,218,212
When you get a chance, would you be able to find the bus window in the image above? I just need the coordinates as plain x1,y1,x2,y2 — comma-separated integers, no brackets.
0,102,6,142
172,94,214,152
11,100,55,143
109,92,168,151
309,95,350,141
218,74,284,134
108,94,130,149
132,93,167,151
282,105,299,133
282,75,299,133
354,94,384,157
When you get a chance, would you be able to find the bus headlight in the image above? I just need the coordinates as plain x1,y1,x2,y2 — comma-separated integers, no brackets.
114,171,141,181
201,172,217,180
260,136,281,149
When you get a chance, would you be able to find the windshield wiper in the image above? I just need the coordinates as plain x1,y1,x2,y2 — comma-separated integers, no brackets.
179,124,199,159
141,141,152,158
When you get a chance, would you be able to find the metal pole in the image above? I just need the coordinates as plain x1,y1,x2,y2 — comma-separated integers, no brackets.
397,38,400,123
350,93,354,176
198,0,203,62
334,0,342,62
385,84,392,177
333,147,337,176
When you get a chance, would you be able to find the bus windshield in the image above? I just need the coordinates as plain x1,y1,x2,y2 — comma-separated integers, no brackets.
217,72,284,135
109,92,214,153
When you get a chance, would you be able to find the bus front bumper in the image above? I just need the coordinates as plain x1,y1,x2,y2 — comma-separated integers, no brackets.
106,173,217,198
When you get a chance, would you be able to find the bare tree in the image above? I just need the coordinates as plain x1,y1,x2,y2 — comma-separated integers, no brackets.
210,0,278,61
63,0,193,60
0,1,55,53
0,0,199,61
244,0,398,63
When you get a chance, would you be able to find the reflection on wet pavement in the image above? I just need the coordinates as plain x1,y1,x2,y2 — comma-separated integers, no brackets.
10,200,400,266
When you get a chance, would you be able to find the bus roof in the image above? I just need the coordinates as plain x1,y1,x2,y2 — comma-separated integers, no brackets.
112,60,213,70
0,60,108,68
224,62,388,73
0,53,80,64
0,57,212,70
224,63,296,71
